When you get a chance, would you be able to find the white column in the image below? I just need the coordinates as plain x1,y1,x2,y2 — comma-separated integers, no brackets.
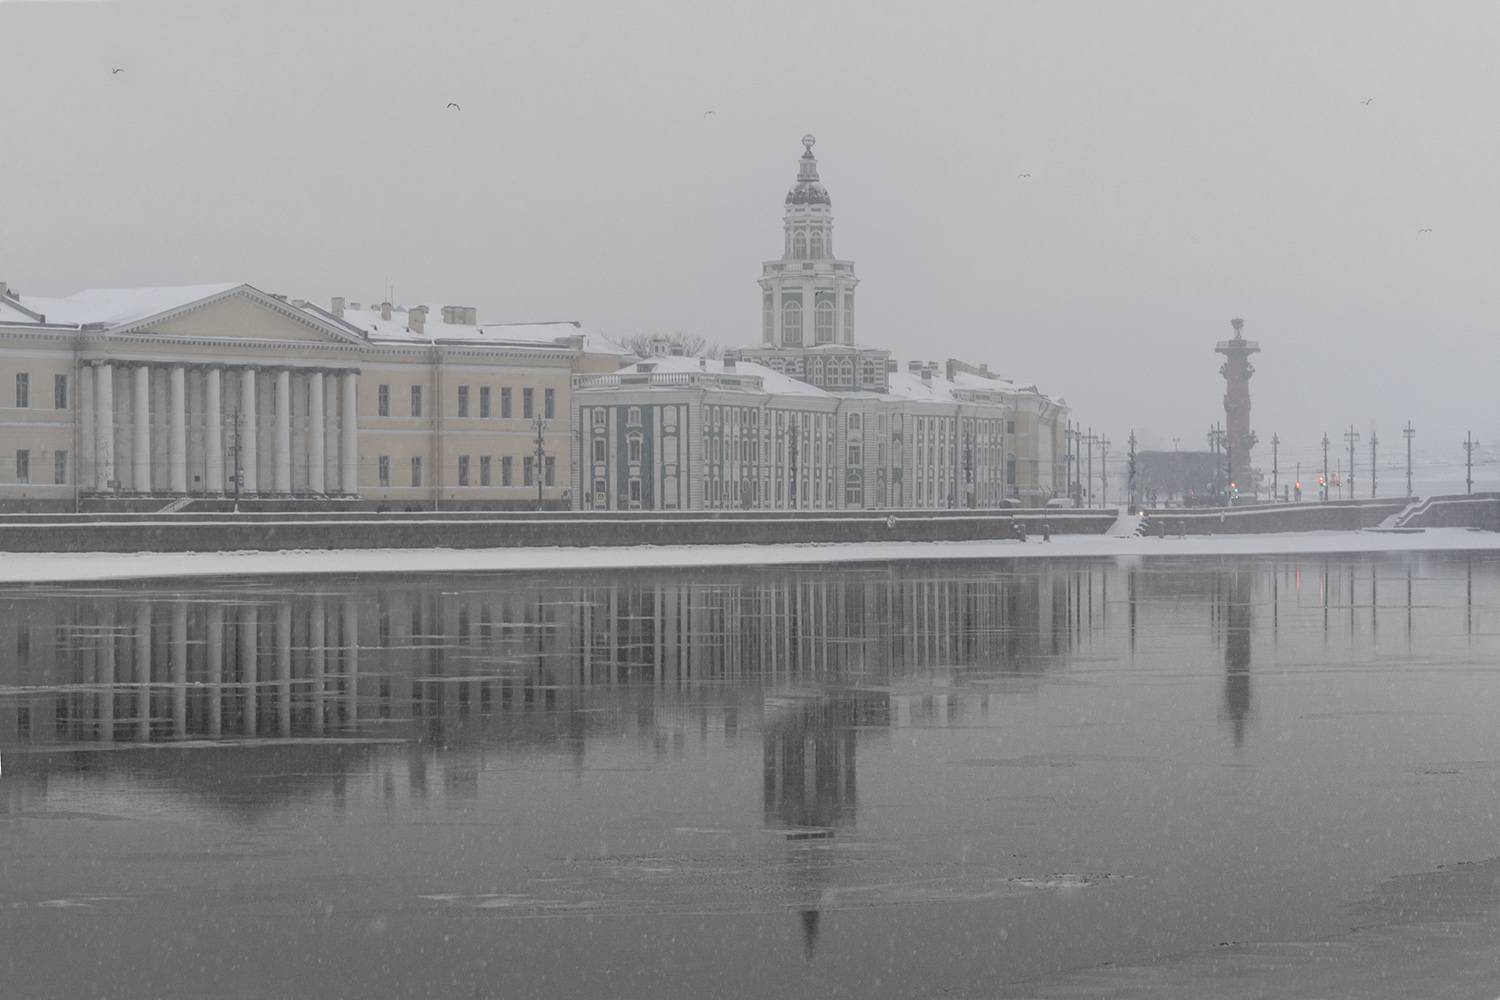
274,369,291,493
308,371,325,493
340,371,359,494
205,368,223,494
79,364,95,491
240,369,257,494
96,363,115,490
132,366,151,492
168,366,187,493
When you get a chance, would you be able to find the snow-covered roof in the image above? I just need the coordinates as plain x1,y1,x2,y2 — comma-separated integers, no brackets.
584,355,834,399
886,369,962,403
330,304,628,356
3,283,243,328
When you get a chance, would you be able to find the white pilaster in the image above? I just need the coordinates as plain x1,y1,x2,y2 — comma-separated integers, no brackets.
340,371,359,494
205,368,224,493
308,371,325,493
132,366,151,492
168,366,187,493
95,364,114,490
240,369,258,494
274,369,291,493
79,364,95,490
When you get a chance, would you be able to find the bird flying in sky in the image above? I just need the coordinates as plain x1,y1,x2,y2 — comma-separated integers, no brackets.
447,103,460,110
1360,98,1374,105
1018,173,1031,178
111,67,124,74
1419,228,1433,232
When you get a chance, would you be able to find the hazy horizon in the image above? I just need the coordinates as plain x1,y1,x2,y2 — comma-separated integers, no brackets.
3,0,1496,484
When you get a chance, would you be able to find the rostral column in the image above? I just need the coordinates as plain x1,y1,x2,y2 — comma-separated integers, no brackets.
1216,318,1260,496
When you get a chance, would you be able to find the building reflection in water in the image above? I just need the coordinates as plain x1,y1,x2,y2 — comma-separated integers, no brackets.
0,568,1075,751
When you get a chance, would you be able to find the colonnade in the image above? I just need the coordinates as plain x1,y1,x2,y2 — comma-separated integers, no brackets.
80,362,358,495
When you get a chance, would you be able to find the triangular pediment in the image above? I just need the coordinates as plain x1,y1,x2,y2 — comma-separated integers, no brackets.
120,286,366,346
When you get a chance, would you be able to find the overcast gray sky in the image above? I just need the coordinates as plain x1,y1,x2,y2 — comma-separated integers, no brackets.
3,0,1497,476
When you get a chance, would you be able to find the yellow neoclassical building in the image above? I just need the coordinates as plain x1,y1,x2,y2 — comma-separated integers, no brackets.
0,281,624,510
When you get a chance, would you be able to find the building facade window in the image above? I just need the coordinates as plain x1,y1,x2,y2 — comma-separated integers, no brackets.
480,455,491,486
523,388,534,419
627,407,641,427
479,386,491,418
501,456,513,486
457,386,469,417
628,435,642,463
593,438,606,462
544,456,556,487
54,374,67,409
629,478,641,504
847,444,862,466
377,384,390,417
411,456,423,487
54,450,66,485
410,385,422,417
15,373,28,408
592,409,606,428
501,387,513,418
792,230,806,258
15,450,29,483
523,456,535,487
809,230,824,259
457,455,470,487
544,388,555,419
378,456,390,486
782,301,802,345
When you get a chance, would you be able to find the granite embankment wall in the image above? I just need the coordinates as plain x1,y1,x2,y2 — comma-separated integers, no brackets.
0,509,1116,553
1397,493,1500,531
1142,499,1407,535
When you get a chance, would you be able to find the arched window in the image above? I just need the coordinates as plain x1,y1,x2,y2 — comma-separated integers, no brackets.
763,297,774,342
815,301,835,343
809,229,824,259
844,301,854,342
792,230,807,258
782,301,802,345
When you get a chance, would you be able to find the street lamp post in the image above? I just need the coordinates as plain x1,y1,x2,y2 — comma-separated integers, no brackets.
1403,421,1416,496
1099,434,1111,508
1321,432,1331,501
1344,425,1360,500
532,414,547,511
1464,432,1481,494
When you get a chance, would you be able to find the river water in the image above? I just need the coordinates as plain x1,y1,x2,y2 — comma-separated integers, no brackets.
3,551,1499,998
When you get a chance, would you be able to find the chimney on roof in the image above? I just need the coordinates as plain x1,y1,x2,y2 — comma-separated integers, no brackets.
465,307,477,325
980,363,990,377
921,366,933,386
380,302,392,321
945,359,958,382
908,360,922,373
331,296,345,318
410,305,426,335
886,359,897,374
699,358,707,370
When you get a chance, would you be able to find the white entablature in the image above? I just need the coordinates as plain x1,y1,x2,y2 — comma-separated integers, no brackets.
758,135,859,350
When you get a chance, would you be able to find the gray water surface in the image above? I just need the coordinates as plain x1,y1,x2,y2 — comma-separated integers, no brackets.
3,552,1499,998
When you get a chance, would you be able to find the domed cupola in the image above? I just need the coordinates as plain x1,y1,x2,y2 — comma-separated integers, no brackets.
758,134,859,351
785,134,832,206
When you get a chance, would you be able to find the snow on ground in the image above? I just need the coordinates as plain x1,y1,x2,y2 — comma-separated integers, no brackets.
1,528,1497,583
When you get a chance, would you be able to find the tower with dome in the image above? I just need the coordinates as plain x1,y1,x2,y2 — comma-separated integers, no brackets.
730,136,893,393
